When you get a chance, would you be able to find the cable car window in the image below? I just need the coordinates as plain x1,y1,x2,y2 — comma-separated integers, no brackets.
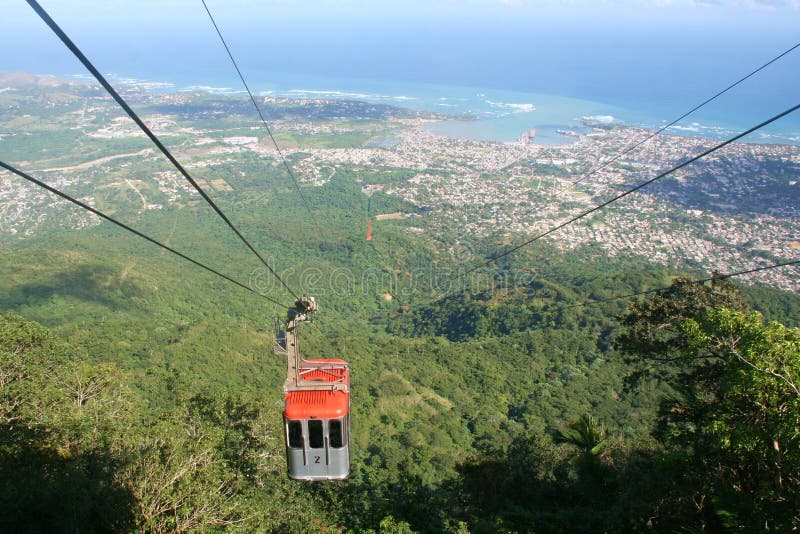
288,421,303,449
329,419,343,448
309,420,324,449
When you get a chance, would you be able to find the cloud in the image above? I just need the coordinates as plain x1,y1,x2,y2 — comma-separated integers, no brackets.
478,0,796,7
748,0,785,6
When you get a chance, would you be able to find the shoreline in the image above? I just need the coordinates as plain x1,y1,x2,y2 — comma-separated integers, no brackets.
4,70,800,147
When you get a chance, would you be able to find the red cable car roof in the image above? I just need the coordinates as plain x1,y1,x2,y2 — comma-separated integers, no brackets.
284,390,349,419
284,358,350,419
297,358,349,384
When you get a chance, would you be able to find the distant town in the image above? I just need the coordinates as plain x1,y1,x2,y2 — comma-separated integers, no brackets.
1,73,798,292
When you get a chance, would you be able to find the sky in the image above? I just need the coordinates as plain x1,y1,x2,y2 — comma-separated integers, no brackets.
3,0,799,127
5,0,800,28
7,1,799,58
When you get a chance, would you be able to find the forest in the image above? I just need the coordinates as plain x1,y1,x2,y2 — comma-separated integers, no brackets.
1,153,799,532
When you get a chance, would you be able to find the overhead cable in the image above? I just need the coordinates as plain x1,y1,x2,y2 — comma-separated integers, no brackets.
0,159,291,309
572,40,800,186
26,0,300,301
463,101,800,277
201,0,325,238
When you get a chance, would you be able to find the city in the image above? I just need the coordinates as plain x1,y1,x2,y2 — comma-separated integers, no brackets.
1,76,798,291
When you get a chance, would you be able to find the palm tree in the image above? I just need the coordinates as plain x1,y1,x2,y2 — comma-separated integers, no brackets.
558,414,607,457
557,414,611,489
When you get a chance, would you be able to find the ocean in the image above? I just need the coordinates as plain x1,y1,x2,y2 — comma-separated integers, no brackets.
4,9,800,145
131,72,800,146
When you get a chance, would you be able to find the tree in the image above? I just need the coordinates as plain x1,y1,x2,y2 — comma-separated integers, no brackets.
615,275,745,367
0,313,283,532
0,312,136,532
557,414,607,458
680,309,800,530
615,279,800,530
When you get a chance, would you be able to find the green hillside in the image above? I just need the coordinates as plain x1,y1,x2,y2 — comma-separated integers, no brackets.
2,78,799,531
2,158,799,531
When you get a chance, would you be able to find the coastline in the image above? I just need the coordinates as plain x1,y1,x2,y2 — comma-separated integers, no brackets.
10,70,800,147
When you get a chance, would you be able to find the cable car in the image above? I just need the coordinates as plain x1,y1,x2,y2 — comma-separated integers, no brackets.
278,297,351,481
284,359,350,480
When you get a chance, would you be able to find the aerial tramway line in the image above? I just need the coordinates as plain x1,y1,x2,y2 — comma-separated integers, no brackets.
23,0,352,481
8,0,800,483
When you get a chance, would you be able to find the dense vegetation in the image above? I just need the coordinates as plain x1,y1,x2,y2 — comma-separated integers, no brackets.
2,182,798,532
3,269,798,531
2,81,799,531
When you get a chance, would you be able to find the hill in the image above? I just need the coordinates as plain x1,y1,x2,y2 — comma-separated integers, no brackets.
1,74,799,531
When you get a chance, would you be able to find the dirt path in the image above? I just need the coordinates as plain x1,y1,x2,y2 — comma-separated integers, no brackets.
124,178,147,211
34,148,154,173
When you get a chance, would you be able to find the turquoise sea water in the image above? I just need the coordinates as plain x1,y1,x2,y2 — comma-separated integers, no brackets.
5,9,799,145
249,79,622,145
150,73,800,146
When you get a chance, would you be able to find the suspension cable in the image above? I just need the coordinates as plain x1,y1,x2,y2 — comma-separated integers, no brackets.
571,40,800,187
26,0,301,301
0,159,292,309
461,102,800,277
200,0,325,238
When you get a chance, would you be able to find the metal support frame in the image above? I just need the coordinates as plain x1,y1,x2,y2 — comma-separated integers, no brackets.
279,296,349,393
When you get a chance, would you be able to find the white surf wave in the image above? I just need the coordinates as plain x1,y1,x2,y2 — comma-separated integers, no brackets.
284,89,417,103
179,85,245,95
581,114,617,124
486,100,536,113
